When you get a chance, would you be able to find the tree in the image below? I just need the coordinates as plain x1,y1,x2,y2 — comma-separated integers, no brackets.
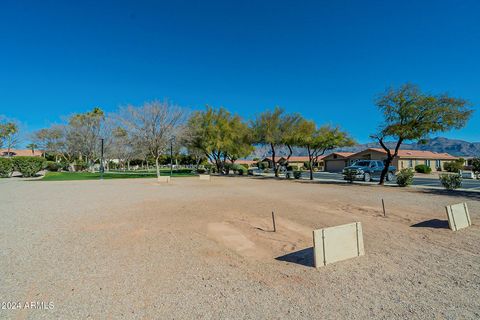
117,100,186,178
472,158,480,177
372,84,473,185
66,107,106,168
33,126,68,162
251,107,299,177
184,106,251,173
26,143,38,156
0,122,20,155
297,122,355,180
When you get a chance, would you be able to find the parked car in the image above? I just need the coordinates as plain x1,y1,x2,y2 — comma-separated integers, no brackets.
342,160,396,182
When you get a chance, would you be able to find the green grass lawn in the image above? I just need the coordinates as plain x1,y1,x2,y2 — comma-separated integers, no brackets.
41,170,195,181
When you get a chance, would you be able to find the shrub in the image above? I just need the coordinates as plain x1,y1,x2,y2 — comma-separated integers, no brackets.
439,173,462,190
472,158,480,175
293,171,302,179
258,161,269,170
396,168,414,187
45,161,62,172
0,158,14,177
73,159,87,171
197,168,206,174
443,159,465,173
415,164,432,174
343,169,356,183
12,156,46,177
231,164,246,175
247,169,254,176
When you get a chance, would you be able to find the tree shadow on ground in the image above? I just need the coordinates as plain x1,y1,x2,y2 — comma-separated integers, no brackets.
411,219,449,229
275,247,314,267
410,189,480,201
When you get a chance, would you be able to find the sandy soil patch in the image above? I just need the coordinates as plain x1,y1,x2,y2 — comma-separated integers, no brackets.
1,176,479,319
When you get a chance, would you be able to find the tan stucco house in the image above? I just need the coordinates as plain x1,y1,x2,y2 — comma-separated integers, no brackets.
0,149,43,157
322,152,354,172
337,148,458,172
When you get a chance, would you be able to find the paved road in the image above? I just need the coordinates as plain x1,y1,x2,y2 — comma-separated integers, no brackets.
310,171,480,190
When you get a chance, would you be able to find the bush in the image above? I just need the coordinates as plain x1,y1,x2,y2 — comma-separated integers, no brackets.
231,164,246,175
197,167,206,174
73,159,87,171
396,168,414,187
439,173,462,190
45,161,62,172
12,156,46,177
443,159,465,173
258,161,269,170
343,169,356,183
0,158,14,177
415,164,432,174
293,171,302,179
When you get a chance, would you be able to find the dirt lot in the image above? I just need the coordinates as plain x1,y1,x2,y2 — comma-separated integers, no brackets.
1,176,479,319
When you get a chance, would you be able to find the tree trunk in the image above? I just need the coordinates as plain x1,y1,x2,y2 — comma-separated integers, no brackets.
378,138,403,185
308,146,314,180
379,155,393,185
271,143,278,177
155,157,160,178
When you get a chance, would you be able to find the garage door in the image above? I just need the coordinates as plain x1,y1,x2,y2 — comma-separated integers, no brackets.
325,160,346,172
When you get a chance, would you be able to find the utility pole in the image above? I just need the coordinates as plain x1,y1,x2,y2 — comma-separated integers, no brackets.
100,138,104,180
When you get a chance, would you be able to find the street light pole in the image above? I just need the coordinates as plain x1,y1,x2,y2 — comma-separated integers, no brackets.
170,138,173,177
100,138,104,180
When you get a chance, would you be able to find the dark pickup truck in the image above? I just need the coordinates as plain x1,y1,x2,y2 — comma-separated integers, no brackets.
342,160,396,182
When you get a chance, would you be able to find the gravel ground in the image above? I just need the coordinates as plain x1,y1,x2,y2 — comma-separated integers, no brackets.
1,176,479,319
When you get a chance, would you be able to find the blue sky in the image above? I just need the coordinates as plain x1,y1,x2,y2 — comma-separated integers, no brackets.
1,0,479,143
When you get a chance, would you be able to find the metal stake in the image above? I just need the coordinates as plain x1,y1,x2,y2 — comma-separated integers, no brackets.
272,211,276,232
382,198,386,217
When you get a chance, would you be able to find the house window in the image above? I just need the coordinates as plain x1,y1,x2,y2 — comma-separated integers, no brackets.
436,160,441,169
408,160,413,168
426,160,431,167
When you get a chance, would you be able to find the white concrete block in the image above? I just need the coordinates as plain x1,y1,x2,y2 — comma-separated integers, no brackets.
199,174,211,181
446,203,471,231
157,176,171,183
313,222,364,267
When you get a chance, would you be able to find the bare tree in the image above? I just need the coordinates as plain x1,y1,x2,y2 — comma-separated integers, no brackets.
117,100,186,178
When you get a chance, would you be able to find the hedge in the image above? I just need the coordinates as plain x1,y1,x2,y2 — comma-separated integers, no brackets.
0,158,13,177
12,156,46,177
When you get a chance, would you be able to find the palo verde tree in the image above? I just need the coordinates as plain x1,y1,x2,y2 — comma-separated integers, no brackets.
251,107,300,177
298,122,355,180
184,106,251,173
372,83,473,185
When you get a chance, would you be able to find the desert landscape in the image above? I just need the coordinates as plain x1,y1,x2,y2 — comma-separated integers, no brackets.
1,176,479,319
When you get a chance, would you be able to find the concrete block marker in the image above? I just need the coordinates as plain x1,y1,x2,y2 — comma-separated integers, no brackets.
446,203,471,231
157,176,171,183
313,222,365,268
199,174,211,181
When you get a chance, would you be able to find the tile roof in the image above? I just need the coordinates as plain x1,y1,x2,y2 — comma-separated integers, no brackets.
366,148,457,160
0,149,43,157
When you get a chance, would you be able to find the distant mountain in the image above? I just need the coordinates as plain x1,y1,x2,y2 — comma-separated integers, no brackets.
249,137,480,159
